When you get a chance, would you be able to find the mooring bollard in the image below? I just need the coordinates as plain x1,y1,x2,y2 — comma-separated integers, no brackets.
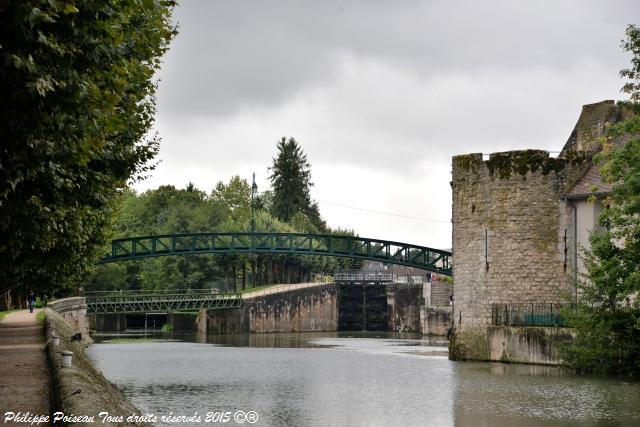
61,351,73,367
51,335,60,346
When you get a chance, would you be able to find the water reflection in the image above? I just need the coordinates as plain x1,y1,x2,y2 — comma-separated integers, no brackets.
87,332,640,427
453,362,640,427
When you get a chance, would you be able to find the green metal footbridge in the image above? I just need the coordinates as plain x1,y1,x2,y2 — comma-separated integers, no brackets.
89,232,452,314
85,289,242,314
99,232,452,276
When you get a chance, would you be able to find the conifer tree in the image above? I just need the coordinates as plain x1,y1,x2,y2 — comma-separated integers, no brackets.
269,137,318,226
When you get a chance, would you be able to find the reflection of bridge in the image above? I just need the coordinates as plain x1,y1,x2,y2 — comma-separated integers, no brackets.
99,232,453,276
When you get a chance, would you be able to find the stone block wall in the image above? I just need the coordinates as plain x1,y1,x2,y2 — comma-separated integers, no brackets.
487,326,574,365
430,281,453,307
387,283,422,332
420,307,451,336
199,284,338,334
49,297,89,334
45,309,150,425
560,100,621,154
246,284,338,333
450,150,588,359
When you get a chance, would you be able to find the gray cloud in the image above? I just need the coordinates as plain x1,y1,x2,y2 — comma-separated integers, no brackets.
158,0,636,118
142,0,640,247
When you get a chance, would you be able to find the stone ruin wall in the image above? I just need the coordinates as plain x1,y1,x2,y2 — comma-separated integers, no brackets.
560,100,623,154
450,150,589,359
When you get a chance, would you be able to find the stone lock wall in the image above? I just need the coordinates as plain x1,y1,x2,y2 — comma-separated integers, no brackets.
429,281,453,307
246,284,338,333
199,284,338,334
450,150,588,360
387,284,422,332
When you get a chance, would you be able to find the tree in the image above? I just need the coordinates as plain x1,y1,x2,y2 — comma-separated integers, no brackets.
0,1,176,297
210,176,252,228
269,137,326,230
269,137,312,222
561,24,640,377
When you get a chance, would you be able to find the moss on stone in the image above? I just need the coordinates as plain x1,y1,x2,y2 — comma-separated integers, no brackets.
449,328,489,361
486,150,570,179
453,153,482,173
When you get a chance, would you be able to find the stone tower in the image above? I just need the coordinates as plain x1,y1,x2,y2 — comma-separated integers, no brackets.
449,100,623,360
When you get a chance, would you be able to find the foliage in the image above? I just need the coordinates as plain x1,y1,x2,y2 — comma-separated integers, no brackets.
210,176,251,227
561,25,640,377
0,1,176,298
621,24,640,101
89,181,348,293
269,137,326,231
36,310,45,325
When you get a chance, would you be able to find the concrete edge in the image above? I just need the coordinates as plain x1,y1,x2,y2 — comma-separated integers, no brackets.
45,309,151,426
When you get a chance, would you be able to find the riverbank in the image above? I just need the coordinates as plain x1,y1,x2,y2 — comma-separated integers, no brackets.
45,307,151,426
0,309,50,425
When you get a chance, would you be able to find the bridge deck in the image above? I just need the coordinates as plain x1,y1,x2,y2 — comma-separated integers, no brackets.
86,292,242,314
99,232,452,276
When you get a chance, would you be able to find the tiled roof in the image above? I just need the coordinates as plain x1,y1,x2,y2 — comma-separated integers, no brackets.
564,164,613,199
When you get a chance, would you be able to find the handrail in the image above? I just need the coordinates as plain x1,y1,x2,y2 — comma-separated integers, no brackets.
98,232,453,276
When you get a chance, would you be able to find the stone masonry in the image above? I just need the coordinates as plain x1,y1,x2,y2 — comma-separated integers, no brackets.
450,100,629,361
450,150,588,359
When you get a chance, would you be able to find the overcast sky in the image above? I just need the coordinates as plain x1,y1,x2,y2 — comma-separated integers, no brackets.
133,0,638,249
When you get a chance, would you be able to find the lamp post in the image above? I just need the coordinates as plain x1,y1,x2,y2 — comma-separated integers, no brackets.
251,173,258,233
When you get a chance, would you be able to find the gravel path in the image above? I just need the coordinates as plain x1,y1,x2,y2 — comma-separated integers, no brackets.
0,309,50,424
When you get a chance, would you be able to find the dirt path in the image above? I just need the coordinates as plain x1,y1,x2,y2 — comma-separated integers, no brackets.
0,309,50,424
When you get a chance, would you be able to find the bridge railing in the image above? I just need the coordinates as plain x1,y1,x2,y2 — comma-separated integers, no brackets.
85,291,243,314
84,283,338,313
100,232,453,276
491,303,567,327
334,272,395,283
83,288,230,297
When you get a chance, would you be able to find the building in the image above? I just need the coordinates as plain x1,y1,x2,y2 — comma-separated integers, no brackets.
450,100,632,360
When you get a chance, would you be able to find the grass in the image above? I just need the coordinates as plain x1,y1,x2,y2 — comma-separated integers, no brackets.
0,309,18,322
238,284,278,294
0,308,47,323
161,323,173,333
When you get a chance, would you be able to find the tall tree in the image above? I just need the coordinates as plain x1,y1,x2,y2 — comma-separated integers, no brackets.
269,137,326,230
269,137,312,223
0,1,176,297
562,24,640,377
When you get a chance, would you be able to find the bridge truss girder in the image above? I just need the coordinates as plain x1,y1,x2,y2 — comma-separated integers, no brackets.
86,293,242,314
99,232,452,276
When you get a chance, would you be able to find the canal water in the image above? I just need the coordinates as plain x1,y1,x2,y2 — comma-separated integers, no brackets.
87,332,640,426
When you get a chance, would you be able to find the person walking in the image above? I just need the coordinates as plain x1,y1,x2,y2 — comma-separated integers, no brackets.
27,290,36,313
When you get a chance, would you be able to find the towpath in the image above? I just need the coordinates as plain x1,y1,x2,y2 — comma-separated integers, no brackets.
0,309,50,424
241,282,328,299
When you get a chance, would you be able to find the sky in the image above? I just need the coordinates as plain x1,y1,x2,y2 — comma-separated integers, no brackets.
133,0,639,249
